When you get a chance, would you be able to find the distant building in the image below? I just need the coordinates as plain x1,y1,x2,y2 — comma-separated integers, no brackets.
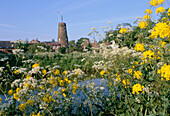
57,22,69,52
29,39,40,44
44,42,61,52
0,41,16,54
82,40,98,51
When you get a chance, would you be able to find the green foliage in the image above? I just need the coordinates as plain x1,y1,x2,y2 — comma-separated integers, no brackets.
59,47,66,54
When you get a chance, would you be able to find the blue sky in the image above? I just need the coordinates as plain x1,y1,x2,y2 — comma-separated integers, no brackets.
0,0,169,42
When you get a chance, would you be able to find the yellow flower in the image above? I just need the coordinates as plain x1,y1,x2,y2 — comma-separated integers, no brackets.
150,22,170,39
32,63,40,68
16,87,21,93
63,93,66,97
138,20,148,29
132,83,144,94
122,79,130,88
116,75,121,82
161,17,168,22
42,69,47,75
0,98,2,103
144,9,152,14
157,0,165,4
143,50,156,60
13,93,19,100
150,0,158,6
54,69,60,75
161,41,166,48
40,86,45,90
167,8,170,16
133,71,142,79
156,7,165,14
128,69,133,74
119,28,127,34
26,99,34,106
8,89,13,96
14,70,19,75
26,74,31,79
62,71,67,76
60,80,65,86
134,42,145,52
64,77,68,82
134,61,138,65
91,27,96,30
19,103,26,111
158,64,170,81
100,70,105,76
68,80,72,84
143,15,151,20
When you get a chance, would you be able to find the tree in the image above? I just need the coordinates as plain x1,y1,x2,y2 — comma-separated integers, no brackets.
52,39,55,43
68,40,76,52
76,38,89,52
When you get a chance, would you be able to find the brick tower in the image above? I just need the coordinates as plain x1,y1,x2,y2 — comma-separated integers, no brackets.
57,22,68,49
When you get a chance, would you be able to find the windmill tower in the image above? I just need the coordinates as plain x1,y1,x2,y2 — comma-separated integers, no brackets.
57,16,68,51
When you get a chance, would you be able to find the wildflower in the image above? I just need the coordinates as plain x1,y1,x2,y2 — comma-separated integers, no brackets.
116,74,121,82
144,9,152,14
60,80,64,86
14,70,19,75
40,86,45,90
133,71,142,79
100,70,105,76
156,7,165,14
157,0,165,4
32,63,40,68
16,87,21,93
8,89,13,96
62,71,67,76
63,93,66,97
161,41,166,48
157,64,170,81
13,93,19,100
138,20,148,29
0,98,2,103
134,61,138,65
132,83,144,94
119,28,127,34
143,15,151,20
143,50,156,60
168,8,170,16
134,42,145,52
64,77,68,82
42,69,47,75
68,80,72,84
161,17,168,22
19,103,26,111
150,0,158,6
122,79,130,88
26,74,31,79
150,22,170,39
54,69,60,75
128,69,133,74
91,27,96,30
26,99,34,106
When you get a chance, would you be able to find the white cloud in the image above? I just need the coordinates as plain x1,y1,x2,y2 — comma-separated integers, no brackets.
0,24,17,28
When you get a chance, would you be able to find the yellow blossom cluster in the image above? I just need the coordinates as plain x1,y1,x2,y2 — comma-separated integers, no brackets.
143,15,151,20
138,20,148,29
150,22,170,39
134,42,145,52
100,70,105,76
54,69,60,75
150,0,158,6
42,69,47,75
19,103,26,111
132,83,144,94
156,7,165,14
32,63,40,68
143,50,156,60
72,83,78,94
144,9,152,14
157,64,170,81
43,93,55,103
116,73,121,82
14,70,19,75
133,71,142,79
128,69,133,74
119,28,127,34
168,8,170,16
122,79,130,88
